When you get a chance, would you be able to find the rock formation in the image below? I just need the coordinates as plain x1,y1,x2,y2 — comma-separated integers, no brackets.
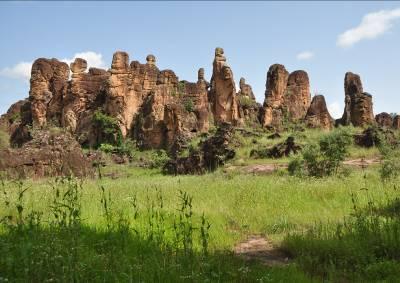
305,95,334,130
1,47,398,168
163,123,235,175
63,58,109,146
339,72,375,127
261,65,311,129
209,47,240,125
236,77,261,126
261,64,289,129
250,136,301,159
284,71,311,121
29,58,70,127
375,112,393,128
393,115,400,129
0,130,93,178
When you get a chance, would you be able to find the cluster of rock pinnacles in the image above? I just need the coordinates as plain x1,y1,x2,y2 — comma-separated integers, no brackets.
1,47,399,150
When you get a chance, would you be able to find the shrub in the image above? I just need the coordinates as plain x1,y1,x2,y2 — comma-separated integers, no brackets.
288,127,353,177
93,110,122,147
378,141,400,183
99,140,137,159
149,150,169,169
238,96,256,108
184,99,194,113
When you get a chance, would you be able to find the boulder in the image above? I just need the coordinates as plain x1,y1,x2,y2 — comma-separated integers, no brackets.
354,127,397,148
375,112,393,128
305,95,334,130
0,130,94,178
163,123,235,174
250,136,301,159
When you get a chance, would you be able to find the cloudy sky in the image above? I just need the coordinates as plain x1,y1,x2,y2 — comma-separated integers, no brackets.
0,1,400,118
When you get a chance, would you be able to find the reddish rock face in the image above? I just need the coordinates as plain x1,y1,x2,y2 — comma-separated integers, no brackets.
62,58,109,146
0,130,93,178
29,58,70,127
284,70,311,121
237,77,261,127
375,112,393,128
261,64,289,129
0,99,29,132
305,95,334,130
261,65,311,129
209,47,240,125
340,72,374,127
393,115,400,129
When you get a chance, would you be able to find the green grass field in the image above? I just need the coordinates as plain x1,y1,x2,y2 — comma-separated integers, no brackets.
0,126,399,282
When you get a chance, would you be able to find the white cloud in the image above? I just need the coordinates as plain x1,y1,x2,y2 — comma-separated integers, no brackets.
0,51,105,84
328,101,342,119
337,8,400,48
0,61,32,82
296,51,314,60
61,51,105,69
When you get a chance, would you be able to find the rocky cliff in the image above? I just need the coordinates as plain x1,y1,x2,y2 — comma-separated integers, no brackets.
1,47,396,153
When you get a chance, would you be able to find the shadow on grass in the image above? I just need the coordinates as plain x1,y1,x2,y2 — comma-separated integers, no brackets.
0,225,311,282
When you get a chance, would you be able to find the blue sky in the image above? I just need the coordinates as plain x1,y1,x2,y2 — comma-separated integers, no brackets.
1,1,400,118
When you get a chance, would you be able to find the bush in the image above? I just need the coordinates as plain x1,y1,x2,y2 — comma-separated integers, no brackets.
99,140,137,159
238,96,256,108
288,127,353,177
149,150,169,169
93,110,122,147
184,99,194,113
378,142,400,183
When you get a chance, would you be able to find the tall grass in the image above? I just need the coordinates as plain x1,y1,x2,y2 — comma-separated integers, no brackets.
0,175,310,282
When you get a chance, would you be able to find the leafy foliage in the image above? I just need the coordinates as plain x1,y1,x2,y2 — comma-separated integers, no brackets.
289,127,353,177
93,110,122,147
184,99,195,113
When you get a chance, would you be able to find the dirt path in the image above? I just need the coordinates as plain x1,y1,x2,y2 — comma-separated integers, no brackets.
233,235,290,267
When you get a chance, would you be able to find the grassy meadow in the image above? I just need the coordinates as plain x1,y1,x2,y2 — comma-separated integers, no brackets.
0,126,399,282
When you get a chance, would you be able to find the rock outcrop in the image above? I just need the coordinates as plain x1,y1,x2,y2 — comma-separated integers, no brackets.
261,66,311,129
261,64,289,129
284,71,311,121
63,58,109,146
236,77,261,126
29,58,70,127
209,47,240,125
354,127,397,148
163,123,235,175
0,130,93,178
393,115,400,129
375,112,393,128
339,72,374,127
250,136,301,159
305,95,334,130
